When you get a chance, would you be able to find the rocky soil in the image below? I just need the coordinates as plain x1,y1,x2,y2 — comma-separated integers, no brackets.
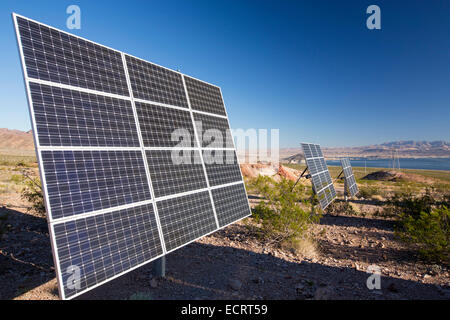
1,202,448,300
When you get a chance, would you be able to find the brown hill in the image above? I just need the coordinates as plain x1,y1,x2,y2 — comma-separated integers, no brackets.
0,128,35,154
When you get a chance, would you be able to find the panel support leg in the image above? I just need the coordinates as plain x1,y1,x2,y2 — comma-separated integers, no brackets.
344,179,348,202
152,256,166,278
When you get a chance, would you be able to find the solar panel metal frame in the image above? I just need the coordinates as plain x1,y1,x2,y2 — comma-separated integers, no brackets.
340,158,359,197
13,13,252,300
300,142,337,210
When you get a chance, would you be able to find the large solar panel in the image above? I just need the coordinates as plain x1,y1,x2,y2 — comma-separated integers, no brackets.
300,143,337,210
14,13,251,299
340,158,359,197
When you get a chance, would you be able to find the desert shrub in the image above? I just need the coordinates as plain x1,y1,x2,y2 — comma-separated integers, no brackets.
357,185,379,199
396,207,449,263
387,188,439,219
386,189,449,262
326,201,358,216
10,174,24,184
20,169,45,217
248,176,318,244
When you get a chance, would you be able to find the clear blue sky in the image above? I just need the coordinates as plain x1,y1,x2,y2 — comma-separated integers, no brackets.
1,0,449,148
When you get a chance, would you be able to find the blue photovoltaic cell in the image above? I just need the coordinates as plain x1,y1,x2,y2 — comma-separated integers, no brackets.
156,191,217,252
184,76,226,116
145,150,208,198
136,101,197,148
41,150,151,219
193,112,234,148
29,82,140,147
125,55,188,108
212,183,251,227
14,14,252,300
301,143,336,210
340,158,358,197
203,150,242,186
53,203,163,299
16,16,129,96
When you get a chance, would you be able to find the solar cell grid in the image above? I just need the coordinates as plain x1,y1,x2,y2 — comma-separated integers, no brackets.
193,112,234,148
156,191,217,252
145,150,208,198
184,76,226,116
212,183,250,227
136,101,197,148
340,158,358,197
53,203,163,299
41,150,151,220
203,150,243,186
301,143,336,210
29,82,140,147
125,55,188,108
14,14,252,300
17,16,129,96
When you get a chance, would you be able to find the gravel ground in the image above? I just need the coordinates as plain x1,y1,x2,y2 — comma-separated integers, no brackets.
0,203,449,300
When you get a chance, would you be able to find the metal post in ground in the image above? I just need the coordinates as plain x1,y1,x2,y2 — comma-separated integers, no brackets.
152,256,166,278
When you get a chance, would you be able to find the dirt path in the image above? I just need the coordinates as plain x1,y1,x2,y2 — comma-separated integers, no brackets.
1,205,448,300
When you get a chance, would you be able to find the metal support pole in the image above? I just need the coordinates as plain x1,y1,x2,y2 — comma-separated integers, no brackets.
344,178,348,202
152,256,166,278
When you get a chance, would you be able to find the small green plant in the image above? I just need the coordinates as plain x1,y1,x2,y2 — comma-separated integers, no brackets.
10,174,24,184
326,201,358,216
357,185,379,199
248,176,318,244
20,169,45,216
396,207,449,263
387,188,437,219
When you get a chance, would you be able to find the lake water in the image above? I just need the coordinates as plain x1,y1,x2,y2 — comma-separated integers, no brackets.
326,158,450,171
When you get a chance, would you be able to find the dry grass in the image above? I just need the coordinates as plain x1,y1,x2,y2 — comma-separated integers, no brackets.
282,237,319,258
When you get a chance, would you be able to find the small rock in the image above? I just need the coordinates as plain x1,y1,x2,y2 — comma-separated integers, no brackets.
150,278,158,288
229,279,242,291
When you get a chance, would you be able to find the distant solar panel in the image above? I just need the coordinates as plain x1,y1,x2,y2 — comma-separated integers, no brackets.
300,143,337,210
340,158,358,197
14,13,251,299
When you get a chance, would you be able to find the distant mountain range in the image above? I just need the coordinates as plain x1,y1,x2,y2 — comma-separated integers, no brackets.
282,140,450,162
0,128,448,159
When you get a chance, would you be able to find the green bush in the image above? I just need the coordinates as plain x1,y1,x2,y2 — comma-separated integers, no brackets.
326,201,358,216
248,176,318,244
357,185,379,199
20,170,45,217
387,188,439,219
396,207,449,263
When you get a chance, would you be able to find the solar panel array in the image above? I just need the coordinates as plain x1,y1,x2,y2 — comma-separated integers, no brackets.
300,143,337,210
340,158,358,197
14,14,251,300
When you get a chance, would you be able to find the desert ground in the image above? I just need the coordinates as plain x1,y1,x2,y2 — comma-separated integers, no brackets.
0,152,449,300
